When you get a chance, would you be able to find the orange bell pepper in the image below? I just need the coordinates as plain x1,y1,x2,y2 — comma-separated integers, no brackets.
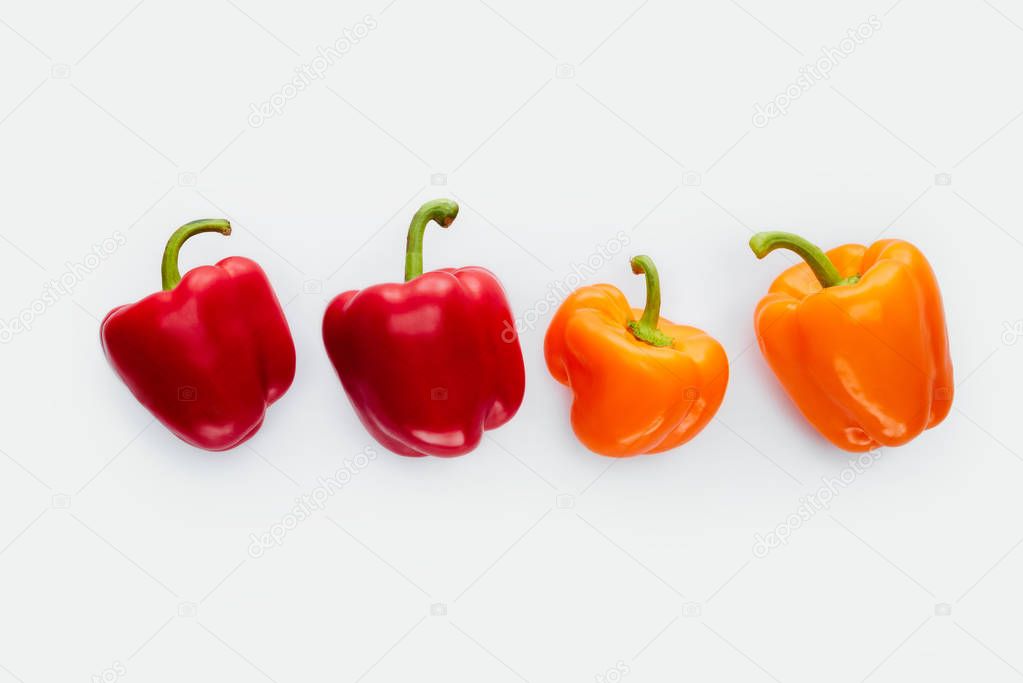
544,255,728,457
750,231,953,452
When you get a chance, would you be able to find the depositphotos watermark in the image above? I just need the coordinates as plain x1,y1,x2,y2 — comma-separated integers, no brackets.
248,446,377,558
91,660,126,683
594,660,631,683
1002,319,1023,345
501,230,631,342
752,15,882,128
0,231,127,344
248,15,378,128
752,448,882,558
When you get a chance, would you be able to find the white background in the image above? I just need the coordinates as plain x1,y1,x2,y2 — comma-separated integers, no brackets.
1,1,1022,681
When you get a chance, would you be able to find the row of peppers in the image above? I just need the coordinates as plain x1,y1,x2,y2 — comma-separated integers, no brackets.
101,199,953,457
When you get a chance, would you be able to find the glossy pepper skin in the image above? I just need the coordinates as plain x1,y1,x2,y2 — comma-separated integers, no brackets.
545,255,728,457
101,220,296,451
322,199,525,457
750,231,953,452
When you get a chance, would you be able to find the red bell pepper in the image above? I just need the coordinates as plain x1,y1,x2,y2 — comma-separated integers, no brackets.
322,199,525,457
101,219,296,451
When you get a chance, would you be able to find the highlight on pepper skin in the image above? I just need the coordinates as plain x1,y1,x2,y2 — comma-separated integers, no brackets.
544,254,729,457
322,198,525,458
100,219,297,451
749,231,953,452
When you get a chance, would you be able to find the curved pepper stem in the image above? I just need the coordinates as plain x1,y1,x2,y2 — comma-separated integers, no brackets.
627,255,674,347
404,199,460,282
161,219,232,291
749,231,860,288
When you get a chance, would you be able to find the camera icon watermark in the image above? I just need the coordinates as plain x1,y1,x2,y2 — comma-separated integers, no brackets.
430,172,447,186
52,493,71,509
178,602,198,618
556,493,575,509
430,387,448,401
555,63,575,79
303,278,323,294
934,173,952,186
682,171,702,187
51,63,71,79
684,387,700,401
429,602,447,617
681,601,702,618
178,386,198,402
177,172,197,187
934,602,952,617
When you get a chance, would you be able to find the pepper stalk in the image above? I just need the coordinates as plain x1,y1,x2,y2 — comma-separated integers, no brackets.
161,219,232,291
627,255,674,347
405,199,460,282
749,231,860,288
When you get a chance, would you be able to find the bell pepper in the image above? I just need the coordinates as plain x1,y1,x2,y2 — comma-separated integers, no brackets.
101,219,296,451
322,199,525,457
544,255,728,457
750,231,953,451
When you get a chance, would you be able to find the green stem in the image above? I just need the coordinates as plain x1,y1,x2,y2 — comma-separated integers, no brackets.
404,199,459,281
748,231,860,288
626,255,674,347
161,219,231,290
